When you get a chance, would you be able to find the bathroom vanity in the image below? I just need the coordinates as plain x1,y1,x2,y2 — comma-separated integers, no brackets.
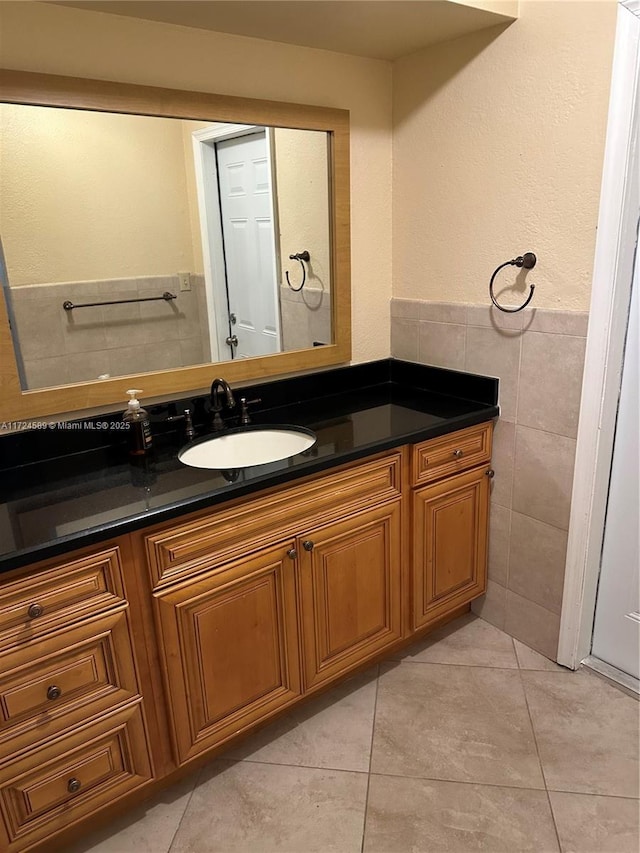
0,360,497,852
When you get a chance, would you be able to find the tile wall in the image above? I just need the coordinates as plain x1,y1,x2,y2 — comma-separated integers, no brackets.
391,299,589,660
8,275,211,389
280,283,332,350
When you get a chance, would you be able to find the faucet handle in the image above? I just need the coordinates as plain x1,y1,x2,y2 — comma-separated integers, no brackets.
239,397,262,425
167,408,196,441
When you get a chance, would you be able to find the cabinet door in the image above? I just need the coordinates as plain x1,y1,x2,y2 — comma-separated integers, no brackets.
412,466,489,630
298,502,402,690
155,543,301,765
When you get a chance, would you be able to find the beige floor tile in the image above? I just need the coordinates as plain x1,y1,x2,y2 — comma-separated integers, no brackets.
371,662,544,789
514,639,563,671
549,791,640,853
65,774,198,853
221,667,378,771
522,671,640,798
391,614,518,669
364,775,560,852
169,760,368,852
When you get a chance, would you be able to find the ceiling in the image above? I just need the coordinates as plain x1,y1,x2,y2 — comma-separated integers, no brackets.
52,1,518,61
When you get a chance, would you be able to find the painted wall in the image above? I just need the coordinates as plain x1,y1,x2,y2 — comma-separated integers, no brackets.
0,1,620,660
393,0,617,310
0,105,200,284
275,128,331,295
181,120,209,278
274,128,332,349
0,109,331,292
390,0,618,660
0,0,393,365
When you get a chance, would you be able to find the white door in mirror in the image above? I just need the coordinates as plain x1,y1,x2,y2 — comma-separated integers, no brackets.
178,427,316,469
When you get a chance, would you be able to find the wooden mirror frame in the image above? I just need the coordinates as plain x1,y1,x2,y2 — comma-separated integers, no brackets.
0,70,351,420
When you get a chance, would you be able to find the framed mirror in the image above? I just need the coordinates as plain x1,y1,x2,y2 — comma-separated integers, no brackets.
0,70,350,421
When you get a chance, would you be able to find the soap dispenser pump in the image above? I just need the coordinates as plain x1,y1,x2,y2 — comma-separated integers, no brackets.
123,389,153,456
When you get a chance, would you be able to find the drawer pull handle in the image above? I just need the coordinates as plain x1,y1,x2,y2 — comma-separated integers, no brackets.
67,778,81,794
303,540,315,552
27,603,44,619
453,449,464,459
486,468,495,479
47,685,62,701
287,548,298,560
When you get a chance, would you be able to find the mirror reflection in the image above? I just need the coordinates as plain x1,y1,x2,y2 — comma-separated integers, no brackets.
0,104,333,391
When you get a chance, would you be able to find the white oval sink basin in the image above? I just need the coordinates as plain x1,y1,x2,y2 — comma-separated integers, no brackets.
178,426,316,470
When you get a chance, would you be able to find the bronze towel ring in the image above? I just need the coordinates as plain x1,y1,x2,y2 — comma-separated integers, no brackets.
286,251,310,292
489,252,537,313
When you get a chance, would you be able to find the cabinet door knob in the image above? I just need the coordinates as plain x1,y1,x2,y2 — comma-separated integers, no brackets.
27,603,44,619
453,449,464,459
486,468,495,478
47,685,62,701
287,548,298,560
302,540,315,552
67,778,81,794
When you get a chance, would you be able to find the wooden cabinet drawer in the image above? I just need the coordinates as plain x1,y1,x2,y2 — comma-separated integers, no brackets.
0,609,140,760
0,547,126,652
0,702,152,852
411,422,493,487
146,452,403,588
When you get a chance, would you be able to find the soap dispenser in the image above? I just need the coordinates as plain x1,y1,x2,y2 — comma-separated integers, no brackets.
123,389,153,456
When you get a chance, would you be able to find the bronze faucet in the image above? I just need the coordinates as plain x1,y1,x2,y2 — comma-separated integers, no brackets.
210,378,236,431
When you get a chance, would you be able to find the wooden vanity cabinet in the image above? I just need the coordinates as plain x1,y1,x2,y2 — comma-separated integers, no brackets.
0,423,493,851
410,423,493,631
155,499,404,765
148,451,404,763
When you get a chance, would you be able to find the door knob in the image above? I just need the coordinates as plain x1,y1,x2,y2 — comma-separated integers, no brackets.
47,685,62,701
226,334,238,347
453,449,464,459
302,540,314,551
486,468,495,478
67,778,81,794
27,603,44,619
287,548,298,560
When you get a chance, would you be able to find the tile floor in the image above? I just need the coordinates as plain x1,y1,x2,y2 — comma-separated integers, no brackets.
68,614,639,853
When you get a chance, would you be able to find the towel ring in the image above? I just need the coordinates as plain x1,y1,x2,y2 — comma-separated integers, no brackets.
489,252,537,313
286,251,310,292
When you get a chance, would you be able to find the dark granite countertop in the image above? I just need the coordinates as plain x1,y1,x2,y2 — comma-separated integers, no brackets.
0,360,498,574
